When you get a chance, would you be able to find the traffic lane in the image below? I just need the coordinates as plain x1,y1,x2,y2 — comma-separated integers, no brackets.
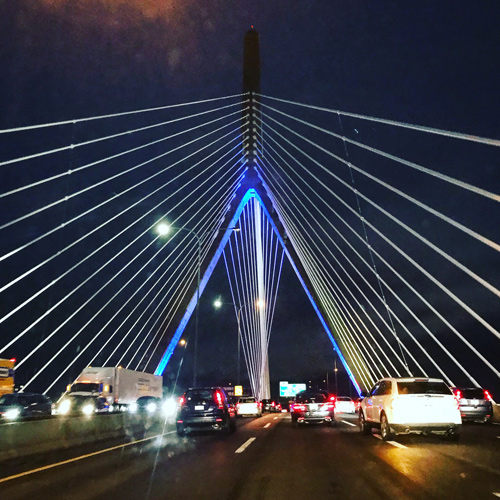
0,412,271,500
338,413,500,499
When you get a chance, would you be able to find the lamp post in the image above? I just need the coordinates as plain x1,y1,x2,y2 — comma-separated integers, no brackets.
213,298,264,387
156,223,239,387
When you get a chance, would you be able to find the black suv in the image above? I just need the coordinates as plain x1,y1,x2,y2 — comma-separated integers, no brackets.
0,392,52,420
291,390,336,427
176,387,236,436
453,387,494,424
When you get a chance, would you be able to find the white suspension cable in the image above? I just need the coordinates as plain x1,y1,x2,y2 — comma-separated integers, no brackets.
258,101,500,203
257,94,500,147
0,100,246,168
0,93,246,134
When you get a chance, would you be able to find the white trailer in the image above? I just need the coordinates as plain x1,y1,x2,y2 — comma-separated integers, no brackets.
69,366,163,407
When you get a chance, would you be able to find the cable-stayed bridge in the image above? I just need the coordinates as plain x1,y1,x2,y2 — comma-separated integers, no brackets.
0,30,499,406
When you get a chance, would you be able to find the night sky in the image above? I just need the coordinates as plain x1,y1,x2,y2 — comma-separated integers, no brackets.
1,1,499,399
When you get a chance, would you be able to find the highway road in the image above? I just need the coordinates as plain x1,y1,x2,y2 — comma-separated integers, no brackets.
0,413,499,499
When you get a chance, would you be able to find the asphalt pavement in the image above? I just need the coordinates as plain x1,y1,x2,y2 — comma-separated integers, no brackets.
0,413,499,500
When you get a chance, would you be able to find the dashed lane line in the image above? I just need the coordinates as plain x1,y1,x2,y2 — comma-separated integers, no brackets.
341,420,357,427
0,431,177,484
492,492,500,498
264,423,271,428
235,437,256,454
273,417,278,420
373,434,408,449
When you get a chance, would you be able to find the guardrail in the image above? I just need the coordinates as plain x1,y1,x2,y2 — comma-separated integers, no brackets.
0,413,167,462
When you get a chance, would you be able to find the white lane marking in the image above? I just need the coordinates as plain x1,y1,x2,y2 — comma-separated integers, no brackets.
387,440,407,449
373,434,407,448
235,437,256,454
264,423,271,428
0,431,176,484
341,420,357,427
273,417,278,420
492,492,500,498
493,422,500,426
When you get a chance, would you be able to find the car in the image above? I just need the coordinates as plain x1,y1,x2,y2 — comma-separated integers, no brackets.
359,377,462,441
452,387,493,424
236,396,262,417
176,387,236,436
335,396,356,414
129,396,162,414
272,401,283,413
0,392,52,420
290,390,336,426
56,394,110,416
261,399,273,412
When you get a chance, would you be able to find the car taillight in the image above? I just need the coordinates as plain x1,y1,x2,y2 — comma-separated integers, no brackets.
484,390,493,402
214,391,224,409
453,389,462,401
271,402,275,407
294,404,307,412
329,396,336,403
179,396,186,406
322,402,335,411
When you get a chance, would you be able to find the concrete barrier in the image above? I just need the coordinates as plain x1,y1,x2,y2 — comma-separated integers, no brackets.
0,413,163,462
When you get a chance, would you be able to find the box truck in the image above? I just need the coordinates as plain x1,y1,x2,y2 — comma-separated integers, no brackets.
0,358,16,396
68,366,162,408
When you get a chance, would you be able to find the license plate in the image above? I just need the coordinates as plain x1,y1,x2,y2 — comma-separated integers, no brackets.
471,399,479,405
194,405,204,411
309,404,318,411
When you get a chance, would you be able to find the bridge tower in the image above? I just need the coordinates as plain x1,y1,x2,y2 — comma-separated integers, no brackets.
242,28,270,401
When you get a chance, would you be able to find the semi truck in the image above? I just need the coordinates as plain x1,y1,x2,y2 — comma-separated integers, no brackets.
0,358,16,396
68,366,163,408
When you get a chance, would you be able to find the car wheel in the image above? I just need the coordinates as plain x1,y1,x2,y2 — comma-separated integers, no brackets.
359,411,371,435
380,413,394,441
484,416,493,425
444,429,460,441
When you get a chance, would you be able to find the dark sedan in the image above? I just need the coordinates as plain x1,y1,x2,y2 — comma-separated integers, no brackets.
0,392,53,420
291,390,336,427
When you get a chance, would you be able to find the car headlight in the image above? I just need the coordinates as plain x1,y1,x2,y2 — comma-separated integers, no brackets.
146,402,157,413
58,399,71,415
129,403,138,413
162,398,177,417
4,408,21,420
82,404,95,415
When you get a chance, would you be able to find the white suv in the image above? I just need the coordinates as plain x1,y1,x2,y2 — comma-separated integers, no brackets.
359,377,461,441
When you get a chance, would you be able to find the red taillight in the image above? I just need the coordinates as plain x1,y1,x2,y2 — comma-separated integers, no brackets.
484,390,493,402
271,402,275,407
329,396,336,403
214,391,224,409
179,396,186,406
323,402,335,411
293,404,307,412
453,389,462,400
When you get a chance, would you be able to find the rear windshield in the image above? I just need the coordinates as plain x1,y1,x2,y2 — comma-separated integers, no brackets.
397,381,451,395
186,390,214,404
337,397,352,402
460,388,485,399
239,397,256,403
296,392,327,403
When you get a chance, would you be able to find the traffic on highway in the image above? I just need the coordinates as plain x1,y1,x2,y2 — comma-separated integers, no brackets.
0,377,499,499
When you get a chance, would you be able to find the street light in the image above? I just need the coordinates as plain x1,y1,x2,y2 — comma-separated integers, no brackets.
156,222,239,387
